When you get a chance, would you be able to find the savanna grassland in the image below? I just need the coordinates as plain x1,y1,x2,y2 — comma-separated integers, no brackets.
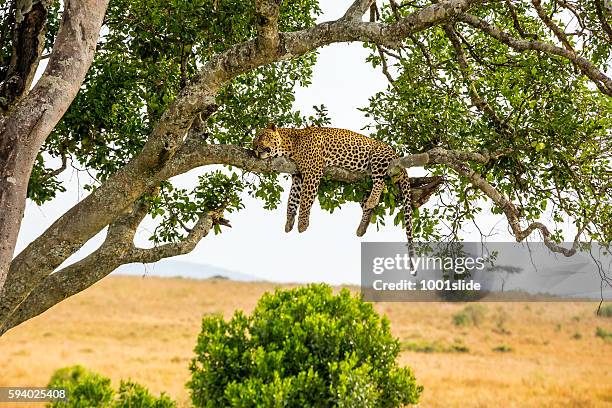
0,276,611,407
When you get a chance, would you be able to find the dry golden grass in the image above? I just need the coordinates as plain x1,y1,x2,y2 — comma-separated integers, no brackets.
1,276,611,407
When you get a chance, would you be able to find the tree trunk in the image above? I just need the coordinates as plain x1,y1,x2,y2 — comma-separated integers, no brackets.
0,0,109,303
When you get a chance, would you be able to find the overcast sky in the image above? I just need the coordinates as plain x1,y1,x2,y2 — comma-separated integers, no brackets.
16,1,527,284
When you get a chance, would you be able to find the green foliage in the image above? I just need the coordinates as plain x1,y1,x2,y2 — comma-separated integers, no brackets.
30,0,329,244
362,0,611,243
5,0,372,241
598,304,612,318
595,327,612,342
38,0,321,182
452,304,488,327
188,284,422,408
401,338,469,353
47,365,175,408
47,365,114,408
114,381,176,408
27,155,67,205
492,344,513,353
147,171,245,243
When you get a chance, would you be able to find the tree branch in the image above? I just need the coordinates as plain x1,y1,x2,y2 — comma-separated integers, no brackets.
343,0,376,21
255,0,281,53
432,151,580,256
504,0,537,40
444,24,512,135
458,13,612,96
0,198,225,335
531,0,575,53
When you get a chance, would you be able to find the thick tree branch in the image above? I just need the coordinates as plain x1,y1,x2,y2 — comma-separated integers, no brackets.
0,198,225,335
459,13,612,96
0,195,150,335
160,140,436,185
255,0,281,53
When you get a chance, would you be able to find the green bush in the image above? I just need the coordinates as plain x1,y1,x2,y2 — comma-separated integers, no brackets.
47,366,114,408
401,339,469,353
595,327,612,342
188,284,422,407
47,365,175,408
598,304,612,318
452,304,488,327
115,381,175,408
492,345,513,353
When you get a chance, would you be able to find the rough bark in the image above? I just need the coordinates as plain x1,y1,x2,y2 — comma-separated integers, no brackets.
0,0,109,313
0,0,51,112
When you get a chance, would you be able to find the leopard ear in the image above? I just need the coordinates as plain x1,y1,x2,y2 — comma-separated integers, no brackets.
267,122,277,131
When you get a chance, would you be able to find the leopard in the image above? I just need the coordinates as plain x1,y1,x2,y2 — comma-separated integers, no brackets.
251,123,416,246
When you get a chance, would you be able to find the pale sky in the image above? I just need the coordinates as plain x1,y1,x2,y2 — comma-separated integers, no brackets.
16,1,535,284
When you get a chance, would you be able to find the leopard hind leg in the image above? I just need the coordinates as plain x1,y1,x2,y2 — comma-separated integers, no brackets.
363,155,391,210
285,174,302,232
356,196,374,237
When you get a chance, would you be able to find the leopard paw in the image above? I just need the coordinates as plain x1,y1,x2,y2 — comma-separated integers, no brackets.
356,209,372,237
298,218,309,233
285,214,295,233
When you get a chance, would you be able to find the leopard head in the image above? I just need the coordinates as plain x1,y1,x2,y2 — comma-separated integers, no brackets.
252,123,282,159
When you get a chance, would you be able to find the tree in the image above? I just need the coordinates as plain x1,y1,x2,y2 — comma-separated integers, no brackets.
0,0,610,335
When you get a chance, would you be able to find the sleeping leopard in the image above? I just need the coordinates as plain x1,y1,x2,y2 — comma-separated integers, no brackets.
251,123,416,246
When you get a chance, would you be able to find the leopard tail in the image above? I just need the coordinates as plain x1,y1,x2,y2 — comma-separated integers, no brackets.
397,169,417,273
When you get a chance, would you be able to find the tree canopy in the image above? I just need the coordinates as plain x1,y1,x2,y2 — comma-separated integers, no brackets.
0,0,610,334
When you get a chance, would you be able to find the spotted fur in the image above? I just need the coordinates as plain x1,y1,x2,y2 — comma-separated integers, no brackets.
252,124,414,246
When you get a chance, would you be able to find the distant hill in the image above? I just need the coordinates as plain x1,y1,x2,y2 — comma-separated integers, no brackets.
113,259,261,281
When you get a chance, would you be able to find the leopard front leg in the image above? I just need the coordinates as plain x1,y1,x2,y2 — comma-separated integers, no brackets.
285,174,302,233
297,168,323,233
